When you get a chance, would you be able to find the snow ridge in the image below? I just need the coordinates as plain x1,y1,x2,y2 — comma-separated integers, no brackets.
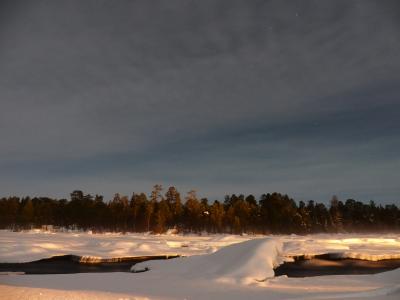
132,238,284,285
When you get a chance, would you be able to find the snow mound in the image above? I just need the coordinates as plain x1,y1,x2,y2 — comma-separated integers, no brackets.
132,238,283,285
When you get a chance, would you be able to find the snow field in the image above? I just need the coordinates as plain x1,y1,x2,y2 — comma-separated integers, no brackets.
1,231,400,299
1,230,400,263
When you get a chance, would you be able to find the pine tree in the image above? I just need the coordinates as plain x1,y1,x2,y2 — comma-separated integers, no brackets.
210,200,224,233
184,190,201,232
329,195,343,232
154,199,171,233
146,185,163,232
165,186,182,228
130,193,148,232
21,198,34,228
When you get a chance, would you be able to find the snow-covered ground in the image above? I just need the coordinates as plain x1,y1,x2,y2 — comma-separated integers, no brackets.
1,230,400,263
0,230,254,262
1,230,400,299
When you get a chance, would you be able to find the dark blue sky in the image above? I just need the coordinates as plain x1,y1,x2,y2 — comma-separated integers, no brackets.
1,0,399,203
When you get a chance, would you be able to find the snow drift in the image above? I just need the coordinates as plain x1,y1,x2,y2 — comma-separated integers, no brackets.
132,238,284,284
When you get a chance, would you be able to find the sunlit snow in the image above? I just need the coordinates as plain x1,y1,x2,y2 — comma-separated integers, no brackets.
0,230,399,300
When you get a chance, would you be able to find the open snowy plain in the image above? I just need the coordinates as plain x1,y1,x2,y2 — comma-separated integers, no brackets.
1,230,399,299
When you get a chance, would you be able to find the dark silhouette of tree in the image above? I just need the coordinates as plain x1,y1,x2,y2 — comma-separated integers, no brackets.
184,190,202,232
165,186,183,228
130,193,146,232
21,197,34,228
298,200,311,233
0,189,398,234
154,199,171,233
144,184,163,232
209,200,225,233
109,193,130,232
329,195,344,233
259,193,298,233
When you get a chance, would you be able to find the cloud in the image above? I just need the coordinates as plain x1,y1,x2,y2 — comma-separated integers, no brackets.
0,1,399,202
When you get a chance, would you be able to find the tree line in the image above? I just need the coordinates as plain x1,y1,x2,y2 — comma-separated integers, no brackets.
0,185,399,234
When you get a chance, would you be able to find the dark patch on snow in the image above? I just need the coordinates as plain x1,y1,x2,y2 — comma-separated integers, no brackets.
0,255,179,274
274,254,400,277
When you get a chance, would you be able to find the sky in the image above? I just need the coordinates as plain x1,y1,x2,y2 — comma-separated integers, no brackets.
1,0,399,204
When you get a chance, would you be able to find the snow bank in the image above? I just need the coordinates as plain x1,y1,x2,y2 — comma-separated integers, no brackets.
132,238,283,284
282,234,400,261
